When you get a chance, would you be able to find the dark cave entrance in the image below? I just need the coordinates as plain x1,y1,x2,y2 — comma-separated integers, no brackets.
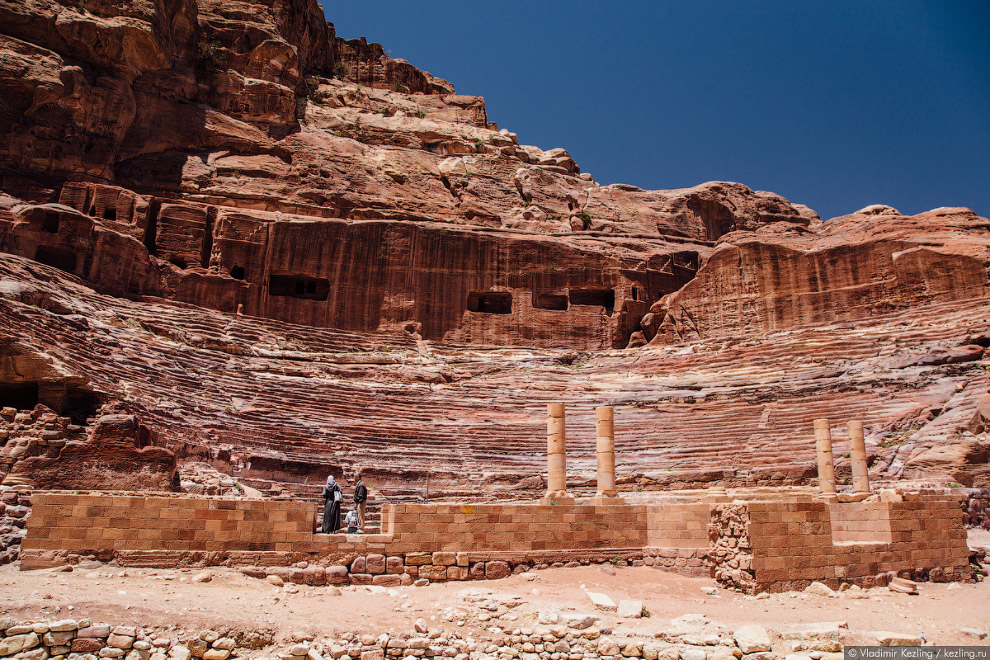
0,382,39,412
34,245,78,273
568,288,615,314
268,274,330,301
0,381,103,425
467,291,513,314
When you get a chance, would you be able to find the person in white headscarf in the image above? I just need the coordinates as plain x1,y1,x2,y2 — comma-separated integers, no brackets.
321,474,343,533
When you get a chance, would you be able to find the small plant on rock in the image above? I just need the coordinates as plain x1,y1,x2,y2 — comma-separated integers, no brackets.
609,555,622,567
334,61,349,79
196,39,230,73
641,606,651,618
578,211,591,223
416,108,426,119
391,80,408,93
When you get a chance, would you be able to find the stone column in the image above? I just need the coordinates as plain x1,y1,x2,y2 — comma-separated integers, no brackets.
847,420,871,495
542,403,574,504
591,406,623,504
813,418,837,500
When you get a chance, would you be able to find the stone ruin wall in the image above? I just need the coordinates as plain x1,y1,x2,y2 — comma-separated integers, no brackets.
706,504,754,592
18,492,971,593
746,498,970,592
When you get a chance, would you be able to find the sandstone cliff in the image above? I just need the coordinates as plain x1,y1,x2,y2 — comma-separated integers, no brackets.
0,0,988,495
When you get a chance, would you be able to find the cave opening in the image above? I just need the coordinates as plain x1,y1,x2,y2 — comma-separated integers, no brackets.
268,274,330,301
0,382,102,424
34,245,78,273
42,212,59,233
103,207,117,221
568,288,615,313
533,292,568,311
230,265,245,280
62,387,103,425
467,291,513,314
0,382,39,412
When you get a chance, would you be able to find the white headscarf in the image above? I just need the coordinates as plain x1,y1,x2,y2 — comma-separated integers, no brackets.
326,475,335,486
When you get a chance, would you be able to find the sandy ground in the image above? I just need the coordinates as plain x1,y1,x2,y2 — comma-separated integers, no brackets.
1,560,988,646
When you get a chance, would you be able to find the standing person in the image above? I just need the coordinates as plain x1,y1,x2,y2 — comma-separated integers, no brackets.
321,474,343,533
353,471,368,533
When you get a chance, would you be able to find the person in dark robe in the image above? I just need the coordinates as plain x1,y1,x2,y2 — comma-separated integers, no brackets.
321,474,343,533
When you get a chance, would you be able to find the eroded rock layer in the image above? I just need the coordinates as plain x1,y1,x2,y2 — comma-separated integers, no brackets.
1,254,988,498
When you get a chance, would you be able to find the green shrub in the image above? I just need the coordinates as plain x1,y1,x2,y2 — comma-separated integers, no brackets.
416,108,426,119
334,61,349,79
196,39,230,72
391,80,408,93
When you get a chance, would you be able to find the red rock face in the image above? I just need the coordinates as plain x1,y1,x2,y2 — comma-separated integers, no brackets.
649,208,990,344
0,0,988,496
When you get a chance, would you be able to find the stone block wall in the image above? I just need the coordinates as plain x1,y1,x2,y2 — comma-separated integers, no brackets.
382,503,649,553
644,504,709,548
746,498,969,592
19,491,972,592
22,493,317,554
828,501,892,544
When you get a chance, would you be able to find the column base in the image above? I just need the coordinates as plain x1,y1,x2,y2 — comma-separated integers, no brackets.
589,495,625,506
540,494,576,506
837,491,872,503
815,492,839,503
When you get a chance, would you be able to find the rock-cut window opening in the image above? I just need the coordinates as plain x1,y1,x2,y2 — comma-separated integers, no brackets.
568,288,615,312
34,245,77,273
467,291,513,314
533,292,568,310
41,212,59,233
268,274,330,301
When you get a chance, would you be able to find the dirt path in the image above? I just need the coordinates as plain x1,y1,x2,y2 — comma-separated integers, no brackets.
1,562,987,646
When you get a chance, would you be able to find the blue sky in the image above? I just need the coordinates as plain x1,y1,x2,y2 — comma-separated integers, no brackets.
321,2,989,221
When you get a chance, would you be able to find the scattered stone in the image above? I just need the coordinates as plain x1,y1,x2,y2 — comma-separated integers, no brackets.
960,628,988,640
600,565,616,576
734,625,771,654
888,577,918,595
414,619,429,634
586,592,617,612
869,632,922,647
192,572,212,583
561,614,600,630
616,599,643,618
804,581,836,597
267,575,285,587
